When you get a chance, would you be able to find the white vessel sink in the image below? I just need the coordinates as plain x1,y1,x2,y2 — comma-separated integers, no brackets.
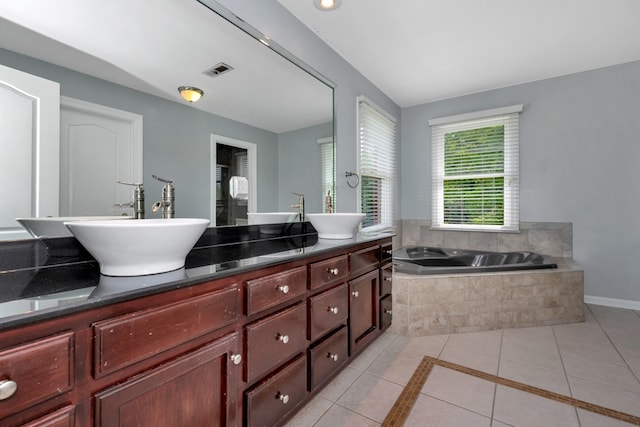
306,213,366,239
247,212,299,225
17,216,131,238
64,218,210,276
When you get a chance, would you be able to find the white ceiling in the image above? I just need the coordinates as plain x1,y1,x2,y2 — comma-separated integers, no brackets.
279,0,640,107
0,0,333,134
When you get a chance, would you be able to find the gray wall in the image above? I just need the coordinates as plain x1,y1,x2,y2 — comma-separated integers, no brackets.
401,61,640,303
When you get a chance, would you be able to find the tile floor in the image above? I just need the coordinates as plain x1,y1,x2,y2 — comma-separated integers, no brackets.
285,304,640,426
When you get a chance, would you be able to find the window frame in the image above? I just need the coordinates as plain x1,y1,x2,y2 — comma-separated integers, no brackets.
430,105,523,232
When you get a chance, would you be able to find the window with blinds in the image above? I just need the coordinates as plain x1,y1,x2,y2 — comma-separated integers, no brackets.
430,105,522,231
318,137,336,212
358,96,397,231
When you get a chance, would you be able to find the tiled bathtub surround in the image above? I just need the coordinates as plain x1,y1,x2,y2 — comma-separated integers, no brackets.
393,220,583,336
399,220,573,258
393,260,584,336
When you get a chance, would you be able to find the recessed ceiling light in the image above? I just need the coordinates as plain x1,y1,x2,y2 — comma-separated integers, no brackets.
313,0,342,11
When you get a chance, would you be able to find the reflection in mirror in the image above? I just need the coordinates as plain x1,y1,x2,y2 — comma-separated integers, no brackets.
0,0,335,240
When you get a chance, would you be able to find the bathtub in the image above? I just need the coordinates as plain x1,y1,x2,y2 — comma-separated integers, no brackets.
393,246,557,275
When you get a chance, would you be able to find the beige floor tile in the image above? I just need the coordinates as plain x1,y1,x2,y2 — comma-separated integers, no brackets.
439,345,500,375
403,394,491,427
568,375,640,417
553,321,611,344
421,365,495,417
556,335,626,365
283,396,333,427
490,421,514,427
336,372,403,423
617,345,640,378
313,404,380,427
318,367,362,402
493,384,580,427
385,333,449,358
500,339,564,373
348,332,397,371
364,350,423,386
444,329,503,357
576,408,639,427
561,352,640,393
497,358,571,395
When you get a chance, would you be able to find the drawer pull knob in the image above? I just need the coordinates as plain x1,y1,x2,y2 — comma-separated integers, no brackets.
384,277,392,282
385,249,392,255
352,291,359,298
384,308,392,314
276,333,290,344
327,306,339,314
327,352,339,362
230,353,242,365
0,380,17,400
327,267,339,276
278,285,290,294
276,392,289,404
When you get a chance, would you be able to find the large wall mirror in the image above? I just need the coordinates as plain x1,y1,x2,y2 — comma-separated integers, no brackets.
0,0,335,240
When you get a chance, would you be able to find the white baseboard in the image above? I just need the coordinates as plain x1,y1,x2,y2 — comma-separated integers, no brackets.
584,295,640,310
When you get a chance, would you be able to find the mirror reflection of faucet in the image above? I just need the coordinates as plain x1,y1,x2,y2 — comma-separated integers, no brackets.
115,181,145,219
151,174,175,218
291,192,305,221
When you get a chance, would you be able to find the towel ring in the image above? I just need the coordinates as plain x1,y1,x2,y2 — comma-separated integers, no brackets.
345,171,360,188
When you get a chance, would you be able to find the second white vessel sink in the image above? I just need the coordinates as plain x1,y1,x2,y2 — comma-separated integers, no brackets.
64,218,210,276
17,216,131,238
306,213,366,239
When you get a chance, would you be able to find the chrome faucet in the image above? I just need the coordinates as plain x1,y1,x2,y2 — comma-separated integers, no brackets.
151,174,175,218
291,192,305,222
115,181,145,219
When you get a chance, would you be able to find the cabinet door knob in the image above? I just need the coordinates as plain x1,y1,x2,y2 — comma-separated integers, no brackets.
278,285,290,294
384,276,392,282
276,392,289,404
351,291,359,298
327,267,339,276
0,379,17,400
327,352,339,362
327,306,339,314
230,353,242,365
276,333,289,344
384,308,392,315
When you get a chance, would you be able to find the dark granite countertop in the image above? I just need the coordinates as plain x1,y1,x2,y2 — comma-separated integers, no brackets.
0,222,392,331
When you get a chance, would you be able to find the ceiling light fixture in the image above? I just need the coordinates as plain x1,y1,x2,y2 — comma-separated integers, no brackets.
313,0,342,11
178,86,204,102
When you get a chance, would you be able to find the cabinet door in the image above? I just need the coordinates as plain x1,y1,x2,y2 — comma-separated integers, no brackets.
95,332,240,427
349,270,378,354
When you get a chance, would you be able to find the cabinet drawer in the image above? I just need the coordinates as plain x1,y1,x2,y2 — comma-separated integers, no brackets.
308,326,348,391
309,255,348,290
246,266,306,316
380,295,393,331
245,355,306,427
308,283,348,341
350,245,379,278
93,284,238,377
21,405,75,427
380,263,393,296
245,303,307,383
0,333,74,420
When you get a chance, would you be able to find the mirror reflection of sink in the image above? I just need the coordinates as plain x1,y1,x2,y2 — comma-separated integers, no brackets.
247,212,299,225
64,218,210,276
90,268,188,297
306,213,366,239
17,216,131,238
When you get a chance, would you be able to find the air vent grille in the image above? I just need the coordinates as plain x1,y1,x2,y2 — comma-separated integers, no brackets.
204,63,233,77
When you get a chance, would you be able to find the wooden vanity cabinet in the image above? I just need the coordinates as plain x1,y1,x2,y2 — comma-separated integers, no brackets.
0,236,391,427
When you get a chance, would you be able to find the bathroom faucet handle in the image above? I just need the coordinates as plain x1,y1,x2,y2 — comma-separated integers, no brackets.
152,174,173,184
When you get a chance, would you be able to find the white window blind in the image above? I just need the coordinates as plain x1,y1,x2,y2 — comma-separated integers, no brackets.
430,105,521,231
318,137,336,212
358,96,397,231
